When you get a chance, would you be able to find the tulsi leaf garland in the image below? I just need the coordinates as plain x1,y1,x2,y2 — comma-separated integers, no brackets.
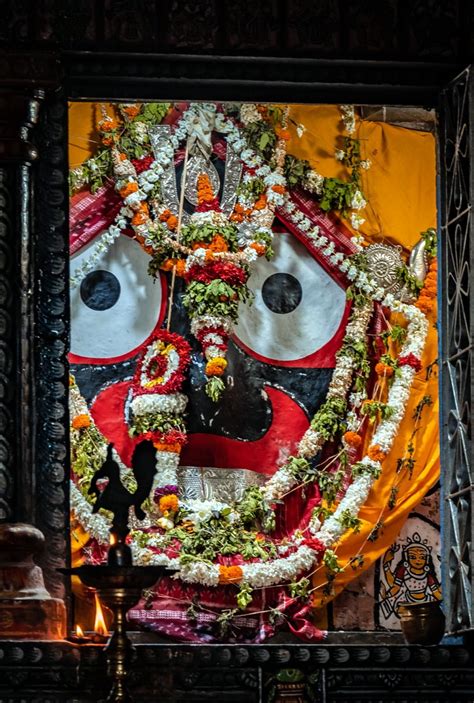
69,102,434,631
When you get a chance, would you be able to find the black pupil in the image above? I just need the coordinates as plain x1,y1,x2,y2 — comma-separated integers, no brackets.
80,270,121,311
262,273,302,314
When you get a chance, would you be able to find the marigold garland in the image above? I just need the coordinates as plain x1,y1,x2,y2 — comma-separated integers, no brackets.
68,102,434,640
219,565,244,584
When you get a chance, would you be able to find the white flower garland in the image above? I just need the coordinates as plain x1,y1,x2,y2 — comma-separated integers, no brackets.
68,106,430,593
70,207,130,289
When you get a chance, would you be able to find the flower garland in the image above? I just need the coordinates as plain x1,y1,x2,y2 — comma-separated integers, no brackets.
91,102,289,400
69,102,432,627
129,330,191,500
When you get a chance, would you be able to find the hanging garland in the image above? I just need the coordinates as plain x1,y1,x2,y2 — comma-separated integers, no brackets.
68,102,433,625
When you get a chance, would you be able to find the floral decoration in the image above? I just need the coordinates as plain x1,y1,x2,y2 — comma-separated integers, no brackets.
129,330,191,498
69,101,435,638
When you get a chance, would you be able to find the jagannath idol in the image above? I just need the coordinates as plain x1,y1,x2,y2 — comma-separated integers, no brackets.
68,102,436,642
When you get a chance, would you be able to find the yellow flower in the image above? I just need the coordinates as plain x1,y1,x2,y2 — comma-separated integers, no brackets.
205,357,227,377
72,414,91,430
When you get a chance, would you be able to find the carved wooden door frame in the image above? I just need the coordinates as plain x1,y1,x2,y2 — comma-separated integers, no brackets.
0,48,472,641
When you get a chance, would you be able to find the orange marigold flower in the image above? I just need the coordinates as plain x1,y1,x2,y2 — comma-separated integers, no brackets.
153,441,182,453
230,213,244,223
234,203,244,214
206,357,227,377
424,283,437,296
100,119,118,132
276,128,291,141
119,181,139,198
197,173,215,203
375,362,394,378
175,260,186,277
159,209,172,222
119,152,127,161
160,258,175,272
167,216,178,230
250,242,266,256
102,136,113,146
254,196,268,211
132,211,148,226
272,184,286,194
218,565,243,584
367,444,387,462
159,494,179,514
122,105,141,118
343,431,362,448
72,414,91,430
209,235,228,252
416,299,435,314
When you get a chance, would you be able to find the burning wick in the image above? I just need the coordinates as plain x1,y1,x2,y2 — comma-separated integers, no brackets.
92,593,109,643
67,623,91,645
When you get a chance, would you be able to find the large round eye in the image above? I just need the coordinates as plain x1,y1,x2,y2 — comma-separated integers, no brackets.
70,234,166,364
233,232,348,366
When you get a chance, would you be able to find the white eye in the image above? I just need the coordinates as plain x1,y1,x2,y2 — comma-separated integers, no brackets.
233,233,347,364
70,234,165,363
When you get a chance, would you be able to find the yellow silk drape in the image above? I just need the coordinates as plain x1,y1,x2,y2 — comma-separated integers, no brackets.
68,103,439,606
287,105,438,607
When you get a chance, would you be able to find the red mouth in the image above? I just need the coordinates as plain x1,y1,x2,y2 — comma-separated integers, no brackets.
90,382,309,475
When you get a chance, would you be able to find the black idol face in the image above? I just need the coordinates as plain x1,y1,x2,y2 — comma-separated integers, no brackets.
70,222,349,474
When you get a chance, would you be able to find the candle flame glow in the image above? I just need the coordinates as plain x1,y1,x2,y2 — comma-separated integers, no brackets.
94,593,108,635
75,624,85,637
110,533,117,545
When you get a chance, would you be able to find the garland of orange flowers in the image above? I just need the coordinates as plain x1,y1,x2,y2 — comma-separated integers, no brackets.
415,259,437,314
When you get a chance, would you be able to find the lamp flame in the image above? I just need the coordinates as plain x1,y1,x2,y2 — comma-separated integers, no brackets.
110,533,117,546
94,593,108,635
75,624,85,637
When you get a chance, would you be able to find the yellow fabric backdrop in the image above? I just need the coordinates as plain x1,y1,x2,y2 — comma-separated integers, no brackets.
68,103,439,610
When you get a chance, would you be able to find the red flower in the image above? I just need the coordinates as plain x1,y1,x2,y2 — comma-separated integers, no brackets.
398,353,422,372
185,260,247,287
196,195,221,213
302,536,326,557
132,155,154,174
132,330,191,397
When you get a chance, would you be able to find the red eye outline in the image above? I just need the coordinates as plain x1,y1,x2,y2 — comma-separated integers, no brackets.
69,271,168,366
232,219,352,368
232,297,351,368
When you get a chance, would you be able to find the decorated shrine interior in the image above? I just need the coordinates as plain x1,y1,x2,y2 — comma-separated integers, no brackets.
1,4,473,700
68,100,440,642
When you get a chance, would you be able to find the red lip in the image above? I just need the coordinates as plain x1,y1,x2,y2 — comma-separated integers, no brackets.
90,383,309,475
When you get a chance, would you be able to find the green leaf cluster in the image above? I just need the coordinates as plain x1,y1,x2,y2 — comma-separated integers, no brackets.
205,376,226,402
242,120,277,161
396,264,423,297
323,549,342,574
283,154,311,187
310,396,347,440
169,517,277,563
319,177,357,213
421,227,437,257
288,577,310,599
180,222,240,251
239,485,276,533
345,285,371,309
351,460,382,480
129,412,185,437
182,279,250,321
337,509,362,533
69,149,113,195
360,400,394,421
237,582,253,610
